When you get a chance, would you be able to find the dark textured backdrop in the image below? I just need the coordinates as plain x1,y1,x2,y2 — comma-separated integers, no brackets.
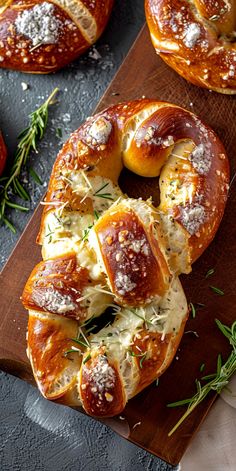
0,2,177,469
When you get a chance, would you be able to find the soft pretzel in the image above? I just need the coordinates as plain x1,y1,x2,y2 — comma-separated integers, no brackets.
145,0,236,94
0,0,113,73
0,131,7,175
22,99,229,417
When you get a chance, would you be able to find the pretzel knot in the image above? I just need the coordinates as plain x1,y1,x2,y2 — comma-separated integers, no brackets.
0,0,113,73
145,0,236,94
22,99,229,417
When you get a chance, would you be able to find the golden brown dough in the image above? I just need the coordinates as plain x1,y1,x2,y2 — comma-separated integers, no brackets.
145,0,236,94
22,99,229,417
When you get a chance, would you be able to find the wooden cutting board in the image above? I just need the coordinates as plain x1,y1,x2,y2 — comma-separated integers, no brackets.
1,25,236,466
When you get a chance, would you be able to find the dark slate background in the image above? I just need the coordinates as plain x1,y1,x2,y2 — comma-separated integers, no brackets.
0,2,177,469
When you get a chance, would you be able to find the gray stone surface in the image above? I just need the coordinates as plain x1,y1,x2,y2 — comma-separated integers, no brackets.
0,2,176,469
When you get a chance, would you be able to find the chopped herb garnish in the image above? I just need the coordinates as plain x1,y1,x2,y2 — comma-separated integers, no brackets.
129,309,154,328
83,353,91,364
200,363,205,372
210,286,224,296
82,210,100,241
93,182,114,200
167,319,236,436
129,350,147,369
64,347,81,357
205,268,214,278
189,302,196,318
71,338,88,349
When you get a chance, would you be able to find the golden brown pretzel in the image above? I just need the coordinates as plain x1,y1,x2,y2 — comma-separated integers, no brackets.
22,99,229,417
0,0,113,73
145,0,236,94
0,131,7,175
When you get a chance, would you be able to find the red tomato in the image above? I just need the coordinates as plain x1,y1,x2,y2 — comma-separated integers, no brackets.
0,132,7,176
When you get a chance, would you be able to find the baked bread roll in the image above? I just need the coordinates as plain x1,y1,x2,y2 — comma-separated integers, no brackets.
0,0,113,73
145,0,236,94
22,99,229,417
0,131,7,175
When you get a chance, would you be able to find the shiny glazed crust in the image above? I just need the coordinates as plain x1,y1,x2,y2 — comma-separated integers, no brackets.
0,131,7,175
0,0,113,73
145,0,236,94
22,99,229,417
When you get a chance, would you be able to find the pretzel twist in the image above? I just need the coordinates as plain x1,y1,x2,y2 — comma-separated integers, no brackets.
22,99,229,417
0,0,113,73
145,0,236,94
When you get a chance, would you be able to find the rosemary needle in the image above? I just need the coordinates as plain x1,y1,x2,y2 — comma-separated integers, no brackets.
167,319,236,436
0,88,59,232
205,268,215,278
189,302,196,318
210,286,224,296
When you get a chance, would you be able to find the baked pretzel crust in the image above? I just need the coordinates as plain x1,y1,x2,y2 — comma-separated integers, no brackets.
145,0,236,94
22,99,229,417
0,0,113,73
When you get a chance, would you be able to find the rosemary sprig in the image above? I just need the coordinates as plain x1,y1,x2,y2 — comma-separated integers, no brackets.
167,319,236,436
93,182,114,200
0,88,58,232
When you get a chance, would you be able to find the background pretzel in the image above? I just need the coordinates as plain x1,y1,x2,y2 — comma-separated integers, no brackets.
145,0,236,94
22,99,229,417
0,0,113,73
0,131,7,175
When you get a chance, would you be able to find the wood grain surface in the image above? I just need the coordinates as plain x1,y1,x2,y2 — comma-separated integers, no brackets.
0,25,236,465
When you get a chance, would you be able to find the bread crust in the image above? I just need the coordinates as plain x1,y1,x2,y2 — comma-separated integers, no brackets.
22,99,229,416
0,0,113,73
145,0,236,94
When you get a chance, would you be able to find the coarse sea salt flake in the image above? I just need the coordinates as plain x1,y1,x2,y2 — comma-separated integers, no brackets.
88,117,112,145
190,143,211,175
180,204,205,235
15,2,62,46
183,23,201,48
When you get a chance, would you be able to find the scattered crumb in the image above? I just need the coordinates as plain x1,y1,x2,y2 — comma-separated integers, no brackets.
21,82,29,91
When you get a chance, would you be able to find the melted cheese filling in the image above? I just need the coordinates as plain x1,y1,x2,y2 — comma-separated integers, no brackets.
88,277,187,397
159,140,196,209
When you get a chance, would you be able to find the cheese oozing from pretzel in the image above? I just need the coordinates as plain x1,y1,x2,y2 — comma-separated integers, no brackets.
0,0,113,73
145,0,236,94
22,99,229,417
